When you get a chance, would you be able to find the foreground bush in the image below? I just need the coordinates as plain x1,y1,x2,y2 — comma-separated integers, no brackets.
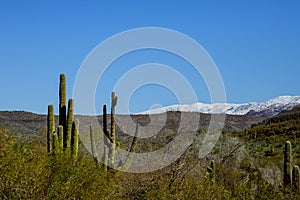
0,130,116,199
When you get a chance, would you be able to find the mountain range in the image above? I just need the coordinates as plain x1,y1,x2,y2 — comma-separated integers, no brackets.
140,96,300,117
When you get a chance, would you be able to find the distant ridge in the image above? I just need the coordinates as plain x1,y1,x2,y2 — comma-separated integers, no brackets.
140,96,300,117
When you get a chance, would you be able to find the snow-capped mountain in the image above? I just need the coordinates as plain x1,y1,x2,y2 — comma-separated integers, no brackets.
140,96,300,117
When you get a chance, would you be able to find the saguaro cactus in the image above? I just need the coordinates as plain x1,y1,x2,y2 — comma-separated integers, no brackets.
59,74,67,146
292,165,300,190
66,99,74,153
47,104,55,153
103,105,109,171
110,92,118,167
72,119,79,159
102,105,111,142
284,141,292,187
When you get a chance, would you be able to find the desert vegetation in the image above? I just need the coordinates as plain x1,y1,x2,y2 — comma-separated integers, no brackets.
2,126,300,199
1,74,300,199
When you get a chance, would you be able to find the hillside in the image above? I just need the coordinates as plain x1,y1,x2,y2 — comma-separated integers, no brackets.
0,110,265,138
232,106,300,141
226,106,300,189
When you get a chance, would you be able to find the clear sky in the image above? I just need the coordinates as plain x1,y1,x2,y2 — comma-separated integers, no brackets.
0,1,300,114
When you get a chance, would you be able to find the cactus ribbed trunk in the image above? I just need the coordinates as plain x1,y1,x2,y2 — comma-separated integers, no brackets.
103,105,110,140
66,99,74,154
110,92,118,167
72,119,79,159
59,74,67,147
292,165,300,190
284,141,292,187
103,146,109,172
47,105,55,153
57,125,64,152
103,105,109,171
53,132,59,155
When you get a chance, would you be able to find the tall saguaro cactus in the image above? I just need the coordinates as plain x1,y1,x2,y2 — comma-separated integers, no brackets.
72,119,79,159
66,99,74,153
47,105,55,153
110,92,118,167
103,105,109,171
59,74,67,147
103,105,109,140
284,141,292,187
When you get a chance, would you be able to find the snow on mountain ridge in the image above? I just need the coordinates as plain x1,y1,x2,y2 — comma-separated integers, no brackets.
139,96,300,117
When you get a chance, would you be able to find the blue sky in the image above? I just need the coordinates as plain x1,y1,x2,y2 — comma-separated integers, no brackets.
0,1,300,114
